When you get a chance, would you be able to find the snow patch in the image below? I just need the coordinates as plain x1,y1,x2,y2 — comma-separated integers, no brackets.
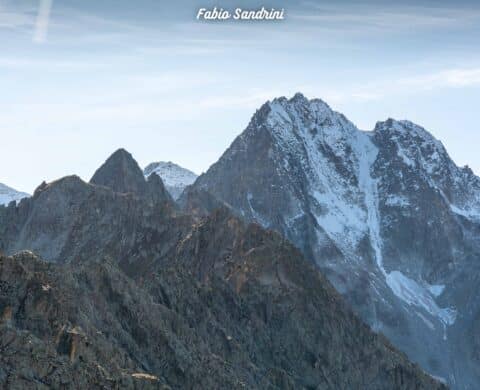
312,190,365,240
428,284,445,297
0,183,29,206
247,192,269,227
450,203,480,220
385,195,410,207
386,271,456,326
416,311,435,330
397,146,416,167
431,375,447,385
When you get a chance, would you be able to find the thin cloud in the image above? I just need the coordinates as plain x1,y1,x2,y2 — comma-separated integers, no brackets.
0,9,35,29
198,90,283,110
402,68,480,88
321,67,480,104
33,0,53,43
292,3,480,33
0,57,107,70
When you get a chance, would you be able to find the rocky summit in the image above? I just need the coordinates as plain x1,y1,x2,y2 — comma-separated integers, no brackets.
0,149,444,389
185,93,480,388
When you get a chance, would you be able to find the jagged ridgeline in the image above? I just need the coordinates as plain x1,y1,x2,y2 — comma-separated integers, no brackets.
0,149,444,389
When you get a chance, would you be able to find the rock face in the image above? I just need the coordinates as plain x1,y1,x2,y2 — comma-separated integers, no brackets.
0,150,174,263
92,148,155,197
0,183,29,206
144,161,198,200
187,93,480,388
0,150,444,389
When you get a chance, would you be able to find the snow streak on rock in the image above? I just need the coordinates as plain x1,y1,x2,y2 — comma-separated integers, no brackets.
386,271,456,326
0,183,29,206
265,95,457,326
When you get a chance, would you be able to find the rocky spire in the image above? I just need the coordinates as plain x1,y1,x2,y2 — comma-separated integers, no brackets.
90,149,148,196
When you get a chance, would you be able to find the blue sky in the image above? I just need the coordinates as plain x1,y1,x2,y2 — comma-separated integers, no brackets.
1,0,480,193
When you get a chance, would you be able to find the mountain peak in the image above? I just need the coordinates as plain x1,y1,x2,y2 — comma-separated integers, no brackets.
376,118,436,138
144,161,198,200
290,91,308,102
269,92,331,111
90,149,147,195
374,118,447,158
258,93,355,145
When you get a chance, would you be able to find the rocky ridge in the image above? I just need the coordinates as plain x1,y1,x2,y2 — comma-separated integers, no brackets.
0,149,445,389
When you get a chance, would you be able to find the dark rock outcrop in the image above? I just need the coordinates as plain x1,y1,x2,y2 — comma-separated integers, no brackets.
0,228,444,389
0,149,445,389
91,148,151,197
89,148,174,205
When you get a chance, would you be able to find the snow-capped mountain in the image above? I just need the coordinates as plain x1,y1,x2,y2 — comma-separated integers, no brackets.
144,161,197,200
186,93,480,388
0,182,29,206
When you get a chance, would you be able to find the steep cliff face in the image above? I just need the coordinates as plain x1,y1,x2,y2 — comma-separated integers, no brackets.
0,150,444,389
187,93,480,387
372,119,480,281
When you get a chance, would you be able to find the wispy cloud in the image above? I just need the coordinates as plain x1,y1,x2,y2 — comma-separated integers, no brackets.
292,3,480,33
319,67,480,104
401,68,480,88
33,0,53,43
197,89,285,110
0,8,35,29
136,45,222,56
0,56,107,70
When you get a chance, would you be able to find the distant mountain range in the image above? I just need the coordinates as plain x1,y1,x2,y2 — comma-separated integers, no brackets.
0,182,29,206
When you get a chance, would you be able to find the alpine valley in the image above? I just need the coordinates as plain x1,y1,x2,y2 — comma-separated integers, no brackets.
0,93,477,389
